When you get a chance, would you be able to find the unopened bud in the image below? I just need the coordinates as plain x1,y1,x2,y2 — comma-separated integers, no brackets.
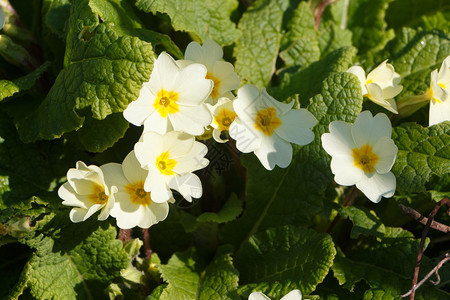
0,34,32,69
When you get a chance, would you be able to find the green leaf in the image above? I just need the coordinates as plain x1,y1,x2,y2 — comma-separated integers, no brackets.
339,206,386,239
419,11,450,33
279,2,320,68
16,0,154,142
333,249,449,299
44,0,71,38
135,0,240,46
147,284,167,300
270,46,356,105
10,215,129,300
233,0,290,87
317,22,353,58
197,245,239,300
385,0,450,30
196,193,242,224
392,122,450,193
157,248,201,300
235,225,336,298
377,28,450,97
77,113,129,153
222,72,362,247
0,62,50,101
345,0,394,57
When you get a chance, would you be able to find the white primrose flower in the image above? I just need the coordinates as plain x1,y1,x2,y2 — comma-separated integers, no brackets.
210,97,237,143
123,52,213,136
428,55,450,126
58,161,117,223
347,60,403,114
177,39,240,104
321,111,398,203
134,131,209,203
101,151,170,229
249,289,302,300
229,84,317,170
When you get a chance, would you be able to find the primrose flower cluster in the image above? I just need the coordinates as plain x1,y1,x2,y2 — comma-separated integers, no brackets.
59,39,318,228
58,38,449,229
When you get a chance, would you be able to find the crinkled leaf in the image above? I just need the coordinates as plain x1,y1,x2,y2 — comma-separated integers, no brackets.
77,113,129,153
419,11,450,33
235,225,336,298
147,284,166,300
222,72,362,247
11,215,129,300
44,0,71,38
16,0,154,142
196,193,242,224
0,62,50,102
135,0,240,46
318,22,353,58
339,206,386,239
270,46,356,105
233,0,290,87
197,245,239,300
280,1,320,68
157,248,201,300
377,28,450,97
385,0,450,30
392,122,450,193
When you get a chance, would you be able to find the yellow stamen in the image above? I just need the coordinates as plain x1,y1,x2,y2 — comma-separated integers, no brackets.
124,181,152,206
214,108,237,131
352,144,379,173
155,151,177,175
206,72,221,99
154,89,179,117
255,107,282,136
88,183,108,205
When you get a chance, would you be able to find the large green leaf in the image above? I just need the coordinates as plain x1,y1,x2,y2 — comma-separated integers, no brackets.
279,1,320,69
392,122,450,193
135,0,240,46
222,72,362,247
233,0,290,87
16,0,154,143
339,206,386,239
3,215,129,300
235,225,336,298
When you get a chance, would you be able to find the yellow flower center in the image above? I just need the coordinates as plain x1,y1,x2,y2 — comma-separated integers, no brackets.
255,107,282,136
366,79,373,85
124,181,152,206
156,151,177,175
154,89,179,117
88,183,108,205
206,72,221,99
352,144,379,173
214,108,237,131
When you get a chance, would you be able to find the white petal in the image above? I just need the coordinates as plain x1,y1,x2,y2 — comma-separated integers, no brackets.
144,169,172,203
122,150,149,183
175,63,212,106
213,61,240,94
212,128,228,143
321,121,354,156
100,163,129,189
373,136,398,174
356,172,396,203
248,292,271,300
84,203,105,221
152,52,180,92
383,85,403,99
330,155,363,186
429,98,450,126
276,109,317,146
142,110,170,135
170,105,212,135
347,66,367,94
367,60,394,83
123,86,155,126
163,131,195,159
229,120,261,153
281,289,302,300
260,88,294,116
58,183,86,208
168,173,203,202
254,135,292,170
234,84,260,123
352,111,392,147
69,208,90,223
173,142,209,173
367,83,398,113
138,202,170,228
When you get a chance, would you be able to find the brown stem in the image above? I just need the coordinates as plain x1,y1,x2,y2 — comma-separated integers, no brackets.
142,228,152,260
404,198,450,299
314,0,334,30
399,204,450,233
401,252,450,298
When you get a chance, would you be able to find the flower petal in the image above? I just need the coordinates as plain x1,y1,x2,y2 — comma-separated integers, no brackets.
169,105,212,135
330,155,363,186
352,111,392,147
175,63,212,106
168,173,203,202
233,84,260,123
429,97,450,126
254,135,292,170
367,83,398,113
356,171,396,203
123,86,156,126
367,60,394,83
121,150,149,183
152,52,180,92
321,121,354,156
276,109,317,145
229,120,261,153
58,182,87,208
280,289,302,300
248,292,271,300
101,163,129,189
373,136,398,174
144,168,172,203
142,110,171,135
347,66,367,94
